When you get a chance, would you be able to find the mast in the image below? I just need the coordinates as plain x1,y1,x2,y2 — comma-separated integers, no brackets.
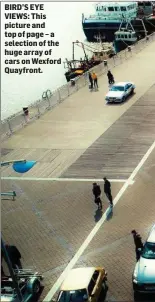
72,42,75,61
81,42,89,63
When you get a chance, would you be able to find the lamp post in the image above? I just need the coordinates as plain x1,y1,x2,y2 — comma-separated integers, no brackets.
1,159,36,301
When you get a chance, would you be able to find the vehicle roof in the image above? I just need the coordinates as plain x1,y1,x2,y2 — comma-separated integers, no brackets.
147,224,155,243
61,267,95,291
114,82,131,86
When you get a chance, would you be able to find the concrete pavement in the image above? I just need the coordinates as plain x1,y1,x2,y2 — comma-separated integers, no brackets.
1,40,155,178
1,40,155,302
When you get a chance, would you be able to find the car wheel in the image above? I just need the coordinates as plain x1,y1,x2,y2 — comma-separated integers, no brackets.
122,96,126,102
134,291,140,301
32,280,41,295
131,88,134,95
102,281,108,292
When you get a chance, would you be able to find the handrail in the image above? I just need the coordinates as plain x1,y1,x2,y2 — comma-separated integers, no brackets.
1,32,155,141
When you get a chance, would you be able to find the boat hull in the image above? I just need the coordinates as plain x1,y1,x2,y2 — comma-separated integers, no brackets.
114,40,136,53
82,18,155,42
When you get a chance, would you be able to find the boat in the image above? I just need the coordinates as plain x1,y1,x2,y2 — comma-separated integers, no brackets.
82,1,155,43
64,40,116,82
114,21,139,53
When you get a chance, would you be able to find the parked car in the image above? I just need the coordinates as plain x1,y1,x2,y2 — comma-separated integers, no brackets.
1,269,43,302
105,81,135,103
56,267,108,302
132,224,155,298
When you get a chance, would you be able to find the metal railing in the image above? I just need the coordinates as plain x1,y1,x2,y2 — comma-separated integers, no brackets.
1,32,155,141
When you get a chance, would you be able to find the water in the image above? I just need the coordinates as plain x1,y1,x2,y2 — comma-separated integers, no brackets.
1,2,94,120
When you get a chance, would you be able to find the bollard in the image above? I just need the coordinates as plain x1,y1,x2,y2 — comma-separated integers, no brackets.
23,107,29,116
71,79,75,87
104,60,107,66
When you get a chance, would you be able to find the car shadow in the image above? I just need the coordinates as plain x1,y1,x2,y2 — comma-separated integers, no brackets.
106,91,136,106
134,292,155,302
94,208,103,222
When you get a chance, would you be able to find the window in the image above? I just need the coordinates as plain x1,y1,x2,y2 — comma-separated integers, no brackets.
92,271,99,282
121,7,126,11
125,35,127,39
142,242,155,259
110,86,125,92
129,34,131,38
108,7,114,11
88,278,95,296
114,7,118,11
57,289,88,302
125,84,131,90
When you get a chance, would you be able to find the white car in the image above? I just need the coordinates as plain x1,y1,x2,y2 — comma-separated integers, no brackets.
105,82,135,103
132,224,155,298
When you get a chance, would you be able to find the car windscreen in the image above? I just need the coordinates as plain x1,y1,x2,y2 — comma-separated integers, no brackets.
110,86,124,91
141,242,155,259
57,289,88,302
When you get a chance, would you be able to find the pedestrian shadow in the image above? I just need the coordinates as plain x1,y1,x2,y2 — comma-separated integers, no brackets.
106,206,113,221
94,209,103,223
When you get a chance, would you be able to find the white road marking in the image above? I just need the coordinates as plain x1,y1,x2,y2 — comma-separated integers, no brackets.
43,140,155,302
1,176,134,184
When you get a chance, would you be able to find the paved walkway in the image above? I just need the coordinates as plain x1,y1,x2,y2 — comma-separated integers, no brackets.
1,40,155,179
1,40,155,302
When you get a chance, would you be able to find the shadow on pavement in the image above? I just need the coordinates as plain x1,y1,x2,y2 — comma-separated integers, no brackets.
134,293,155,302
106,207,113,221
94,209,103,222
98,284,108,302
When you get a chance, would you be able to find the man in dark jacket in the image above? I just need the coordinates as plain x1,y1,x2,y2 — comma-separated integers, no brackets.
5,244,22,270
107,70,114,85
88,72,93,90
131,230,143,261
92,183,102,210
103,177,113,207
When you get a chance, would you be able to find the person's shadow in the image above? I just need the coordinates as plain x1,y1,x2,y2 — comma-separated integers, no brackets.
106,206,113,221
94,208,103,222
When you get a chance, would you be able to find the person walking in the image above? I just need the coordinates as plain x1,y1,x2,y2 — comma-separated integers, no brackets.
88,72,93,90
92,72,98,90
107,70,114,85
103,177,113,207
131,230,143,261
5,244,22,270
92,183,102,210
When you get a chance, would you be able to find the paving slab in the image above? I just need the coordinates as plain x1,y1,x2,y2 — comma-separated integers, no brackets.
62,84,155,179
1,179,122,300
